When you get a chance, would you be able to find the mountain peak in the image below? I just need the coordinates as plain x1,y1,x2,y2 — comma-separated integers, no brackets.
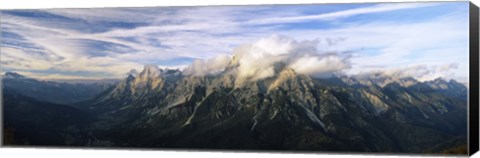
278,67,296,78
433,77,448,83
4,72,26,79
105,65,166,100
267,68,299,92
352,74,420,88
225,55,240,71
139,64,163,78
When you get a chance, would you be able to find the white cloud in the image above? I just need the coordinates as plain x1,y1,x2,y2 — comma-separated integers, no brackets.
3,71,112,80
0,47,54,70
277,11,469,82
246,3,438,25
355,63,460,82
1,12,146,78
0,2,468,82
183,55,231,76
127,69,139,77
181,35,351,81
44,8,165,23
233,35,350,80
290,55,349,78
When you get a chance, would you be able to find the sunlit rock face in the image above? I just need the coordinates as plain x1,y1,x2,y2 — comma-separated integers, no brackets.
70,57,467,152
2,37,468,153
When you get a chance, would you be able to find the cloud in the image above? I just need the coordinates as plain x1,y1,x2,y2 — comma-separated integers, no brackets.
276,9,469,83
290,55,350,78
185,35,351,80
0,2,468,82
246,3,437,25
4,71,113,80
183,55,231,76
355,63,460,82
242,35,350,79
44,8,166,23
127,69,139,77
0,47,54,70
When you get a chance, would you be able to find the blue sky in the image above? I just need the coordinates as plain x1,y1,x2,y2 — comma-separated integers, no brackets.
0,2,470,82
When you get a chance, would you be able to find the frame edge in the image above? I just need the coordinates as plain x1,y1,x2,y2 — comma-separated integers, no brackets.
469,1,479,156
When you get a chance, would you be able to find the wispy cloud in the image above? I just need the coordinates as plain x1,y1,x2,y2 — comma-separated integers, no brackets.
246,3,438,25
0,2,469,82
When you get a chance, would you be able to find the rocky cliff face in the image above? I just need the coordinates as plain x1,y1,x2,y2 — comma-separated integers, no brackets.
3,60,467,153
74,63,467,153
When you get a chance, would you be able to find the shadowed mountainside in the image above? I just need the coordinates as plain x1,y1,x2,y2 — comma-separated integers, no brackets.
2,72,116,105
2,63,468,154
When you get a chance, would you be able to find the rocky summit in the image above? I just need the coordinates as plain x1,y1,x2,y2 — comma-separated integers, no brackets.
3,63,468,154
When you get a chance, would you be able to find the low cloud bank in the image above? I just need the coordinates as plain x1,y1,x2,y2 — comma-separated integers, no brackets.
139,35,462,84
355,63,460,82
184,35,351,80
183,55,231,76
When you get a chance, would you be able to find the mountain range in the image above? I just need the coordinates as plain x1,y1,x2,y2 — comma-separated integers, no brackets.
2,72,116,104
2,60,468,154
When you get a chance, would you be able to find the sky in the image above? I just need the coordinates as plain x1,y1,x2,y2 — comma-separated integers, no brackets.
0,2,470,82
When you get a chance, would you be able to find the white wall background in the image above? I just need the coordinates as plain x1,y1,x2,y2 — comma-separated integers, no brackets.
1,0,479,158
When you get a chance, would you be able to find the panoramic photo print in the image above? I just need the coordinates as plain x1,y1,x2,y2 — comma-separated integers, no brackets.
1,1,470,155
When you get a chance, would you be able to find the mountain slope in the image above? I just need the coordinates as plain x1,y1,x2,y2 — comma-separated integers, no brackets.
2,72,115,104
79,64,467,153
3,88,95,146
